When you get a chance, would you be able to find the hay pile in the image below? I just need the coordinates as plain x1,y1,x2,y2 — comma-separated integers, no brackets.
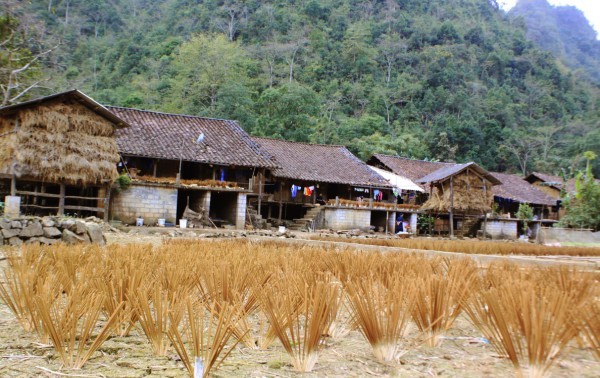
0,101,119,185
421,172,493,213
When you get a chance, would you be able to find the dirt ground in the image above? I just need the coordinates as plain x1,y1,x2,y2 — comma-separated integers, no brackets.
0,231,598,377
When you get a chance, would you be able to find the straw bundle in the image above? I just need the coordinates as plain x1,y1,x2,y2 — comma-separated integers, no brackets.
411,258,479,347
260,277,341,372
421,172,493,213
34,286,124,369
0,101,120,185
197,260,269,349
345,275,416,361
0,239,597,376
129,284,188,356
582,301,600,360
465,266,590,378
168,298,246,378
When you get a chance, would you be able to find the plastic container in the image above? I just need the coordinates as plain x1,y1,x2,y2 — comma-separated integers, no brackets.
278,226,286,234
157,218,166,227
136,217,144,227
180,219,188,229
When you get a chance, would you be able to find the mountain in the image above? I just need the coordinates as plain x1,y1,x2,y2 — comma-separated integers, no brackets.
2,0,599,176
510,0,600,83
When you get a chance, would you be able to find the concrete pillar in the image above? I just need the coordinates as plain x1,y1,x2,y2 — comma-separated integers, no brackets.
410,213,418,234
236,193,247,229
387,211,396,234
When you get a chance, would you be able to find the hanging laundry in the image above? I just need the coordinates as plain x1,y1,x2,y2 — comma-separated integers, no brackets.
373,189,380,200
220,169,225,182
291,185,300,198
304,186,314,196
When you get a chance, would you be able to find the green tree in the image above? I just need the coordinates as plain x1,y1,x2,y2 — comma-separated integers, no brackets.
254,83,320,142
165,34,252,115
559,152,600,231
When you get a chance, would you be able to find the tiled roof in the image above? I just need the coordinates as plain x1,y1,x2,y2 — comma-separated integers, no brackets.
109,107,276,168
490,172,557,206
417,162,502,185
368,154,451,185
251,137,391,187
526,172,577,193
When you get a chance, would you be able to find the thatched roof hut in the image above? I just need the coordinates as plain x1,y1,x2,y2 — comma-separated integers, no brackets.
417,162,501,214
0,90,128,186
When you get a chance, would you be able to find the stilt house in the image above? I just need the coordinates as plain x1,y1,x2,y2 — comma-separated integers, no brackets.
108,107,276,228
251,137,398,231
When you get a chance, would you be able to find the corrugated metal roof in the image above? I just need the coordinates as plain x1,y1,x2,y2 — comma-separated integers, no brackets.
252,137,392,187
110,107,276,168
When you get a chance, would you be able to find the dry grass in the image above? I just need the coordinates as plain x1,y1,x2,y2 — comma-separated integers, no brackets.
311,236,600,256
3,101,120,185
0,239,597,377
421,171,493,213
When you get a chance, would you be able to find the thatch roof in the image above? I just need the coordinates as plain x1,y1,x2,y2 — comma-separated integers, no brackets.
251,137,392,187
0,91,127,186
417,162,501,186
110,107,276,169
0,90,128,128
490,172,557,206
420,170,494,214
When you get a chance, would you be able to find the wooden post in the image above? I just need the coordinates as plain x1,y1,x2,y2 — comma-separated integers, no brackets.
483,179,488,239
58,182,66,216
10,174,16,196
103,185,111,223
449,177,454,238
153,160,158,178
41,184,46,206
257,169,263,215
385,211,389,235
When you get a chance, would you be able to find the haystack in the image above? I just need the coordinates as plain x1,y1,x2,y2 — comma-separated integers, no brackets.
0,101,120,186
421,172,493,214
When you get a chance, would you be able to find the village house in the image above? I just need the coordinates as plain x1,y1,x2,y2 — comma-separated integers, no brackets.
250,137,406,231
488,171,559,239
368,154,500,237
367,154,568,239
0,90,129,219
107,107,277,229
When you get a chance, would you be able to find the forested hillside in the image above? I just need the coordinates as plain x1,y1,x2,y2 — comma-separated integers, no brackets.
510,0,600,85
2,0,599,176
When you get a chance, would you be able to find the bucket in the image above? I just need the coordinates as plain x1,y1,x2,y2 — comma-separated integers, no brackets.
278,226,286,234
180,219,188,229
157,218,166,227
136,217,144,227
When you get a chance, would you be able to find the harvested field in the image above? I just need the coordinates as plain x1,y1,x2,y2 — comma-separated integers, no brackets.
310,236,600,257
0,239,598,378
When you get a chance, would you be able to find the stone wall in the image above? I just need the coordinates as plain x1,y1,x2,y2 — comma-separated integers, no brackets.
323,207,372,230
483,219,518,240
0,216,106,246
111,183,177,225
